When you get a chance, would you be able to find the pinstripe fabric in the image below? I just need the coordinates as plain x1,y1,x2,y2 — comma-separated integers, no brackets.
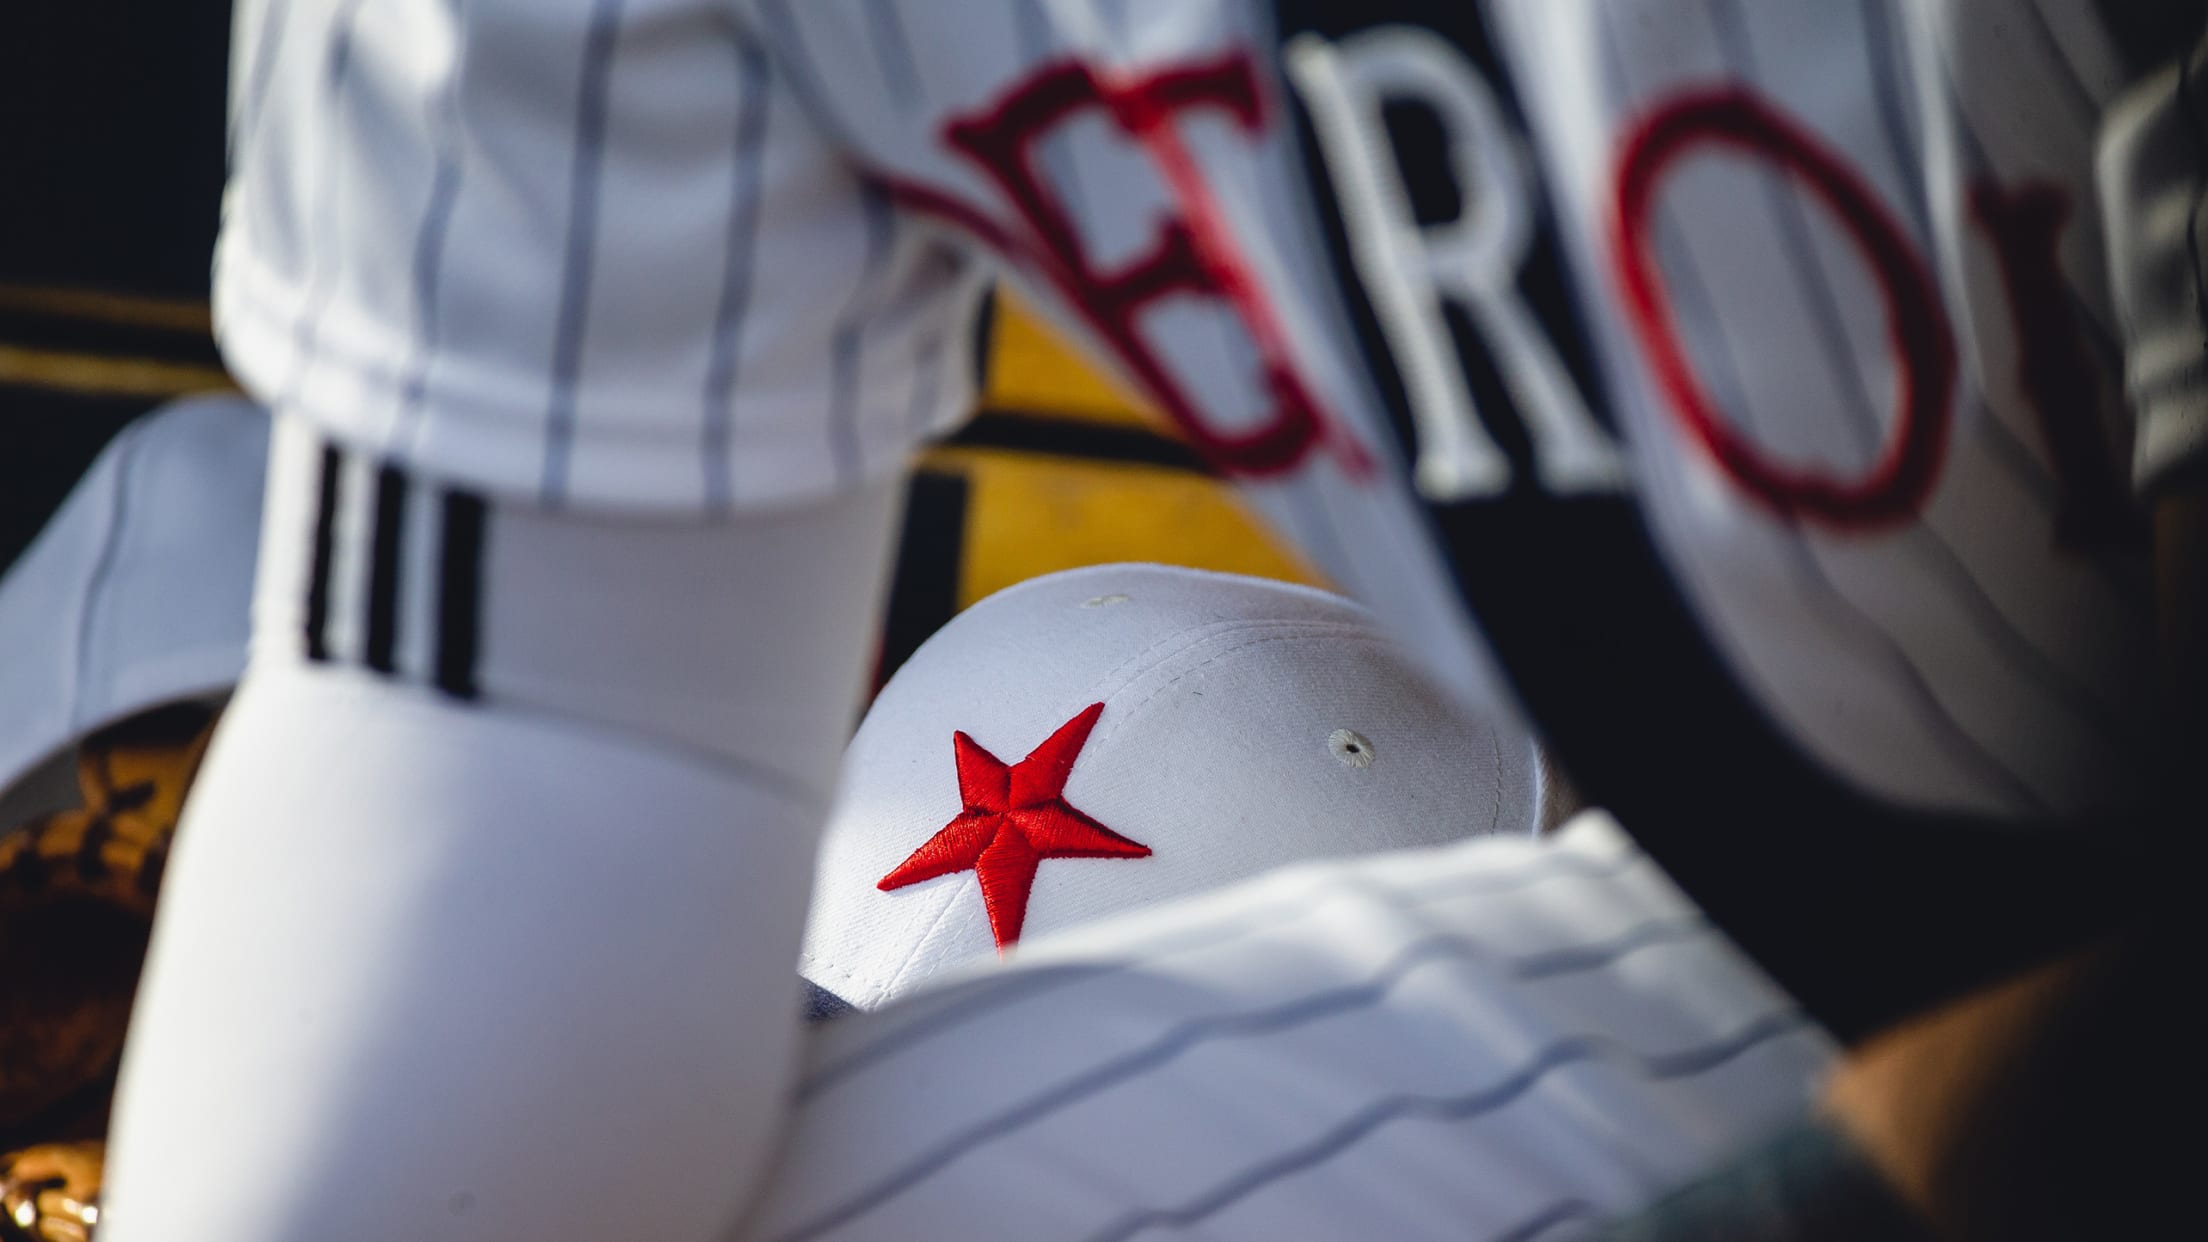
1650,211,2050,810
1704,0,2140,750
1497,0,2159,816
827,188,898,486
146,3,2173,1237
387,0,469,461
213,0,990,514
541,0,628,504
272,0,371,419
746,814,1833,1242
862,0,924,108
225,0,289,172
702,30,774,510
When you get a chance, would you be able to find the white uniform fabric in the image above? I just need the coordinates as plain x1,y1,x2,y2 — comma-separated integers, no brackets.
100,417,905,1240
214,0,1508,712
801,563,1541,1010
2098,32,2208,498
247,415,904,794
102,1,2181,1239
105,664,822,1241
215,0,991,513
0,394,263,796
756,813,1834,1242
1496,0,2157,818
213,0,2158,820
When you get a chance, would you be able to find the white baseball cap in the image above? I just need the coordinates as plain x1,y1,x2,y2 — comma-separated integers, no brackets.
799,563,1542,1012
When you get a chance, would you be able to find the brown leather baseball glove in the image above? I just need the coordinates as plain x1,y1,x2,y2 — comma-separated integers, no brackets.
0,704,215,1154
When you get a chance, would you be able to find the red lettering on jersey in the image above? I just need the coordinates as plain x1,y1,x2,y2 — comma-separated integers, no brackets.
1967,180,2140,548
1612,87,1955,531
884,56,1371,479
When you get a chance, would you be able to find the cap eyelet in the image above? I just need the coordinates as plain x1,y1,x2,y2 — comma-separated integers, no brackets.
1328,728,1376,769
1082,594,1131,608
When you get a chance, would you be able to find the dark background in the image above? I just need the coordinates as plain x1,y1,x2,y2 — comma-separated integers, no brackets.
0,0,233,578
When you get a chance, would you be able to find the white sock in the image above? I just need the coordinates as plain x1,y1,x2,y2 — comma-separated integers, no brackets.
101,416,903,1240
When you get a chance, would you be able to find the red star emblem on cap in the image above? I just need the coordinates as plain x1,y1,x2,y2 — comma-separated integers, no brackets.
878,702,1149,950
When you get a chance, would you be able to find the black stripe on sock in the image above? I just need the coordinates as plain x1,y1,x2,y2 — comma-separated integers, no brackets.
302,441,342,663
434,490,486,701
363,463,407,674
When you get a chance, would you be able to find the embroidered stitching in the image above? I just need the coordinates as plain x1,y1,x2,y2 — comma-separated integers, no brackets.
877,703,1150,950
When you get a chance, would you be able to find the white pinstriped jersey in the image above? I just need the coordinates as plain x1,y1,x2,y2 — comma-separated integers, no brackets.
215,0,993,513
744,813,1834,1242
203,1,2174,1235
217,0,2161,825
1507,0,2157,818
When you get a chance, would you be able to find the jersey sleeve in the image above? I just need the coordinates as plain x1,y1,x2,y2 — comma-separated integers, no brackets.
213,0,990,513
742,0,2170,1037
740,814,1834,1242
726,0,1525,716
